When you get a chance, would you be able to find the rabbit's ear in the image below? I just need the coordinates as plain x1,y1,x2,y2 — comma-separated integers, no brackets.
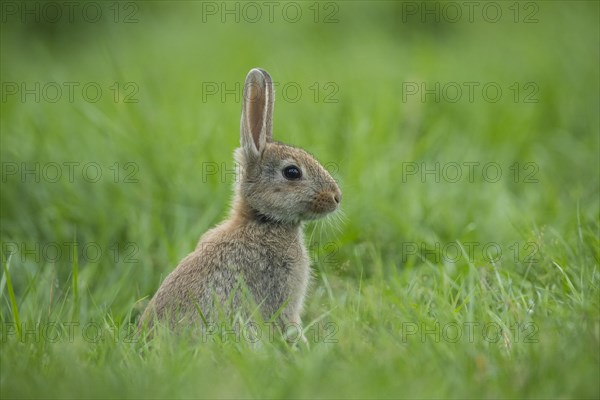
240,68,274,158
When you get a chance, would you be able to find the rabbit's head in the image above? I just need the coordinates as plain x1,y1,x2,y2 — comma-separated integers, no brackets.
233,68,342,224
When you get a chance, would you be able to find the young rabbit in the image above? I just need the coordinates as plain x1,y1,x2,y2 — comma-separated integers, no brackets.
139,68,341,337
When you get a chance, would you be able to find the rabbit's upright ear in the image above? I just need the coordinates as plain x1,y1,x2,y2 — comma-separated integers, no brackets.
240,68,274,159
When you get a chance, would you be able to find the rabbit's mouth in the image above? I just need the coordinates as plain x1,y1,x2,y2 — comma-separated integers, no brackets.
302,209,337,221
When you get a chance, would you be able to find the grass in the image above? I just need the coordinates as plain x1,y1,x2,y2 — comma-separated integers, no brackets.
1,1,599,399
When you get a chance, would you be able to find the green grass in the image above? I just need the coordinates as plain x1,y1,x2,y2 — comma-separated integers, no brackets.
1,1,599,398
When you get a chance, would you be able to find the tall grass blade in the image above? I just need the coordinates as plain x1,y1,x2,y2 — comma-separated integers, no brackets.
72,230,79,320
2,254,21,338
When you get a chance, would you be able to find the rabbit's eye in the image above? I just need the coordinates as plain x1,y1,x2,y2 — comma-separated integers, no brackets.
283,165,302,180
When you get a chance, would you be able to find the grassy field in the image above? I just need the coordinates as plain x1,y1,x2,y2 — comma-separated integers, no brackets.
1,1,599,398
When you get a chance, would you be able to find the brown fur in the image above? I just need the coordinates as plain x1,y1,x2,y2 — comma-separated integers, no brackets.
139,68,341,333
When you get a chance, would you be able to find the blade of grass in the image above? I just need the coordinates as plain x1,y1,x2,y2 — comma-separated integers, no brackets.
2,254,21,339
72,230,79,321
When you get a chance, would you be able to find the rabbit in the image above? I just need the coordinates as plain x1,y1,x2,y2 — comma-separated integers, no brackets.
139,68,342,339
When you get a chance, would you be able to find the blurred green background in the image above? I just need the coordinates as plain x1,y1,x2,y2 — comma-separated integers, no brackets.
1,1,598,399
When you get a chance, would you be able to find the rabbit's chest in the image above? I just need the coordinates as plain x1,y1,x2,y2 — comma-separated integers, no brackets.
246,241,310,305
255,242,309,284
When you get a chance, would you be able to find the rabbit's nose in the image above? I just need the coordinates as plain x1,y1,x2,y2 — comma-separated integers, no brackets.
333,192,341,204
